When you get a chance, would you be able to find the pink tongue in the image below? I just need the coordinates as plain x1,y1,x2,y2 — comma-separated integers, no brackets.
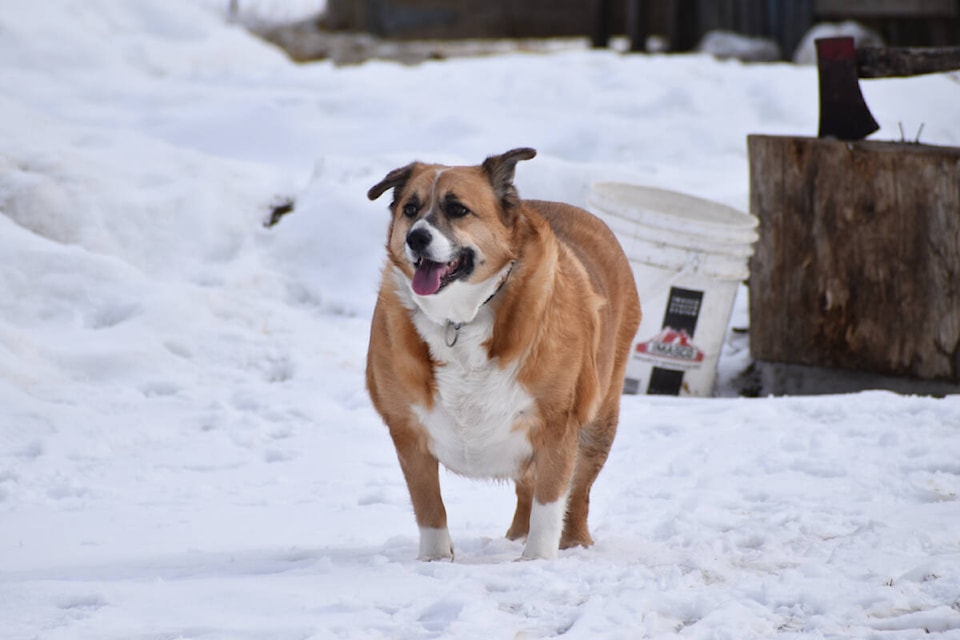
412,260,450,296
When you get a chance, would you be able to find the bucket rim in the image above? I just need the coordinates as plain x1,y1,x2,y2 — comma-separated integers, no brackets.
603,213,758,253
590,182,758,236
627,253,751,282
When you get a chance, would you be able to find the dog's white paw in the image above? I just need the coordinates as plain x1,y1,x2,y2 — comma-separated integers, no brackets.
520,539,558,560
418,527,454,561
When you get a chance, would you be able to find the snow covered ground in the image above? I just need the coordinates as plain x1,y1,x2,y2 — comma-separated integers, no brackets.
2,2,960,638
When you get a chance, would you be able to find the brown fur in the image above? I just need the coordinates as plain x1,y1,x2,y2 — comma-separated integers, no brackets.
366,148,641,558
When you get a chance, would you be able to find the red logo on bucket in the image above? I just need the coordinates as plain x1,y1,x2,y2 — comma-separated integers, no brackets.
635,327,705,364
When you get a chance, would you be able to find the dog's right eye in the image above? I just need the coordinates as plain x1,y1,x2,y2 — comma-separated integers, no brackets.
402,202,418,218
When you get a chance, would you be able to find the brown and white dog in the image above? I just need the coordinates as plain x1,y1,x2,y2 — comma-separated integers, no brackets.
366,148,641,560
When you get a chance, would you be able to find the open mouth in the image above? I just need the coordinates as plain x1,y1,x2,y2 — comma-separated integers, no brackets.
411,249,474,296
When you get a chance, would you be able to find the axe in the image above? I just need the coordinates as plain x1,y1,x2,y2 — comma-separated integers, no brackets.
816,36,960,141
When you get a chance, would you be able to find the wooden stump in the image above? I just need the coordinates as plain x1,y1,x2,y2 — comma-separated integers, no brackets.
748,134,960,382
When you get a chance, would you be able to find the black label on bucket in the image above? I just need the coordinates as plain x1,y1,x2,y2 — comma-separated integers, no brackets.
648,367,685,395
661,287,703,336
643,287,705,396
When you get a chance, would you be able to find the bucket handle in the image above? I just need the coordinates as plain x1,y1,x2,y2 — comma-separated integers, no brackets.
636,252,701,303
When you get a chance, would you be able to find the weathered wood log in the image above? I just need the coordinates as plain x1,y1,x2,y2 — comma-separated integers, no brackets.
815,0,958,18
857,45,960,78
748,134,960,382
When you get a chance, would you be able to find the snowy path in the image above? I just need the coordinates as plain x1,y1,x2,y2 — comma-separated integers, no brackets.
4,384,960,638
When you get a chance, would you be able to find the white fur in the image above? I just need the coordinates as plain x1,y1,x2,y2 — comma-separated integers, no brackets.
414,263,509,326
405,218,456,265
413,359,534,479
393,266,535,480
418,527,454,561
522,492,570,560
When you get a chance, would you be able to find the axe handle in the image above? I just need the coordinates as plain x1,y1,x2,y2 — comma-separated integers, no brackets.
857,46,960,78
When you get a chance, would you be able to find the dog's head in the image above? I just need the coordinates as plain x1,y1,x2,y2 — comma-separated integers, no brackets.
368,148,536,322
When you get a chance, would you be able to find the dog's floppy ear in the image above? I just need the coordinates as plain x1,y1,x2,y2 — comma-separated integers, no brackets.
368,163,418,202
482,147,536,216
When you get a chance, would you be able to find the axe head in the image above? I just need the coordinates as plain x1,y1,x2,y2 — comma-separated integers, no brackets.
816,37,880,140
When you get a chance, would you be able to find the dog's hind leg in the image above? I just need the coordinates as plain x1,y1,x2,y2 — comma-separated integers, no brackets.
560,411,618,549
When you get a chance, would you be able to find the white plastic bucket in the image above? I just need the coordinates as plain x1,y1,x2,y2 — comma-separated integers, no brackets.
588,182,758,397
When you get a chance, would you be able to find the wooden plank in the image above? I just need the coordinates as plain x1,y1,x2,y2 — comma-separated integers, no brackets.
857,45,960,77
814,0,958,17
748,135,960,382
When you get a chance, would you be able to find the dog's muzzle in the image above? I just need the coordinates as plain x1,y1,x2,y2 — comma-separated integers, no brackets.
405,228,474,296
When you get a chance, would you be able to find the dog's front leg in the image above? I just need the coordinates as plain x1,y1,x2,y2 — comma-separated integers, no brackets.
392,429,454,561
521,431,578,560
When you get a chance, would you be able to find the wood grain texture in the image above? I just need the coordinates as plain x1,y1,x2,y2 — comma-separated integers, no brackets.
748,135,960,381
857,45,960,78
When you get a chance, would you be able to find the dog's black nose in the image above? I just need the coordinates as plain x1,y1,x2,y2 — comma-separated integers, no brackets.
406,227,432,254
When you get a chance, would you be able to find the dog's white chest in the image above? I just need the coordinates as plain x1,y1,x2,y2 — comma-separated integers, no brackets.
412,317,535,480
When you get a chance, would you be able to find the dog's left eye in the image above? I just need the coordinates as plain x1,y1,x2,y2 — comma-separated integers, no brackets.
446,202,469,218
402,202,419,218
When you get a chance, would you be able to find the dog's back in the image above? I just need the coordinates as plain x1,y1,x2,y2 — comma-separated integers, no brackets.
527,200,637,306
527,199,640,361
